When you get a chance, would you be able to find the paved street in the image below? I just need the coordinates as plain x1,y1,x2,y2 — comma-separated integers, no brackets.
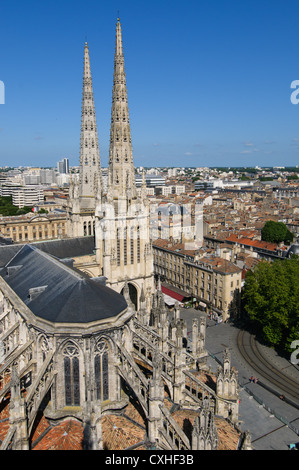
179,307,299,450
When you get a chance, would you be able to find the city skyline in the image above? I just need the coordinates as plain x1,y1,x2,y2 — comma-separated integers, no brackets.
1,0,299,169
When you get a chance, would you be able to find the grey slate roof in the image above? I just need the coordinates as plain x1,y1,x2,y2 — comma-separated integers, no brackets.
0,244,127,324
0,236,95,268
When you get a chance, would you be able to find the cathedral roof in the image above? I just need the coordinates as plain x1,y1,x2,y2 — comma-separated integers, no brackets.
0,236,95,267
0,244,127,324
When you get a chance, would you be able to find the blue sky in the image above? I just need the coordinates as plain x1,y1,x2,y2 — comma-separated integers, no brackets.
0,0,299,168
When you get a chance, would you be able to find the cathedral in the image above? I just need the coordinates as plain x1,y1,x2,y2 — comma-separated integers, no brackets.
67,19,154,312
0,19,250,451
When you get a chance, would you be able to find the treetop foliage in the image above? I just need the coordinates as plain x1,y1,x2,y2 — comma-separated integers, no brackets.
0,196,33,216
242,257,299,353
261,220,294,244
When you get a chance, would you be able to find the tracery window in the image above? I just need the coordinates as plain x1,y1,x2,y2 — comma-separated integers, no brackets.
123,227,127,266
63,342,80,406
117,228,121,266
94,340,109,401
130,227,134,264
137,226,140,263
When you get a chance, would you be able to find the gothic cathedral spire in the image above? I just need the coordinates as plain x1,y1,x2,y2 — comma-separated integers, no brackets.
107,18,137,201
95,18,154,312
79,42,102,200
66,42,102,238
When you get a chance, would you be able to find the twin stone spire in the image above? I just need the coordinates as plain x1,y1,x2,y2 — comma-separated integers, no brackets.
67,19,154,310
78,18,137,207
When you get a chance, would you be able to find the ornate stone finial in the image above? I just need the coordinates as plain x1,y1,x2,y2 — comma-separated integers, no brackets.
11,364,20,389
152,348,162,380
10,364,21,401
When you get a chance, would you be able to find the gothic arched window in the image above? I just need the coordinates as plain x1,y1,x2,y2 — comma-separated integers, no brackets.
130,227,134,264
123,227,127,266
94,340,109,401
117,228,121,266
63,342,80,407
137,226,140,263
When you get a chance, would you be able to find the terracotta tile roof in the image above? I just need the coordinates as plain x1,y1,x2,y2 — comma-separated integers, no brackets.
214,417,240,450
197,256,241,274
225,233,278,251
170,408,240,450
152,239,196,257
33,419,84,450
28,397,148,451
123,401,146,428
0,396,10,420
101,414,146,450
0,397,10,444
0,419,9,444
30,413,51,443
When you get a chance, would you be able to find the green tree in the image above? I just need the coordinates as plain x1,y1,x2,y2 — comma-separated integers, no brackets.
0,196,33,216
261,220,294,244
242,258,299,352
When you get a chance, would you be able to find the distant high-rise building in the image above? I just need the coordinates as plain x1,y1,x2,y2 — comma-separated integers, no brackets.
40,169,56,185
57,158,70,174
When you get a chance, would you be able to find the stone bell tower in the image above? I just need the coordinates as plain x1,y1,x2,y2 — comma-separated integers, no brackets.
67,42,103,238
95,18,154,312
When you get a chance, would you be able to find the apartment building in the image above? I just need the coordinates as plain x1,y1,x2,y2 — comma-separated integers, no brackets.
12,186,45,208
0,213,67,243
153,239,242,321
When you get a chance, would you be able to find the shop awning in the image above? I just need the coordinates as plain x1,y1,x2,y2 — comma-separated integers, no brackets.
161,283,191,302
161,286,185,301
163,294,181,306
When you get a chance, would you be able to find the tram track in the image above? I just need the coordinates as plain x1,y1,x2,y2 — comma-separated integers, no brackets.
237,329,299,404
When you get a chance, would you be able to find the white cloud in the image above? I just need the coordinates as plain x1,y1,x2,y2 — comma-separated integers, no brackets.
240,147,259,154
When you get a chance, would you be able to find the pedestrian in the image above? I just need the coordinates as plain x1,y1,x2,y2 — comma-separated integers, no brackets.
250,376,254,383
